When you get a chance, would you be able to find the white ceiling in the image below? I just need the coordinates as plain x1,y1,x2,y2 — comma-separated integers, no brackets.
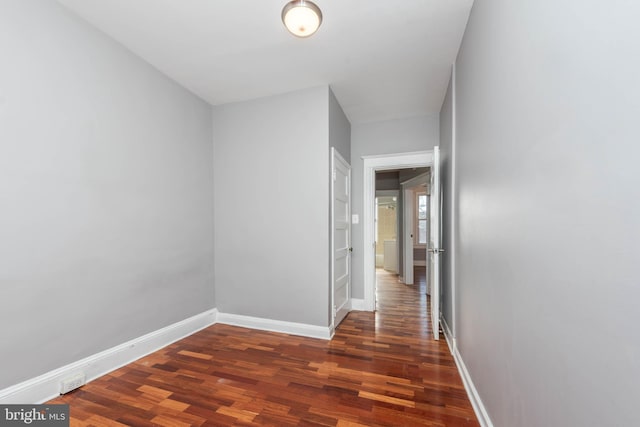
57,0,473,124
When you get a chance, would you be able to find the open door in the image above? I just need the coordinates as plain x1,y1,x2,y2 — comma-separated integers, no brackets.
331,148,351,330
428,146,442,340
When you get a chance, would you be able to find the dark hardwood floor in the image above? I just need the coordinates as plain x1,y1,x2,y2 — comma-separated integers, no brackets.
49,267,478,426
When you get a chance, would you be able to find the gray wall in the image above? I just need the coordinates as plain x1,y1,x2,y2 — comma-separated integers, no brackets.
212,86,330,327
329,88,351,163
398,168,429,184
451,0,640,425
439,75,454,334
351,115,439,299
375,172,400,191
0,0,214,389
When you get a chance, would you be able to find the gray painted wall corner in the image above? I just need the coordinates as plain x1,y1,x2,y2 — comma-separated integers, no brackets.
212,86,332,327
0,0,215,389
328,87,351,163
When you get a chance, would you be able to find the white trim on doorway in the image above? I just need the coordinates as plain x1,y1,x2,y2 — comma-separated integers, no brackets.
362,151,433,311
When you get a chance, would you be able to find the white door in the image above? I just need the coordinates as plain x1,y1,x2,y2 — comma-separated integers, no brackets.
428,146,442,340
331,148,351,330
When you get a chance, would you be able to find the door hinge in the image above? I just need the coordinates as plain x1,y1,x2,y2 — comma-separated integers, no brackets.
332,170,337,181
332,305,337,318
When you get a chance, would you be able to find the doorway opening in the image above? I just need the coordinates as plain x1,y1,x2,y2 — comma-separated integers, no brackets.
374,169,429,308
362,151,433,312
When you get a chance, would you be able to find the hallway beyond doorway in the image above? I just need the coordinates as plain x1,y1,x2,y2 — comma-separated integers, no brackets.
375,267,432,337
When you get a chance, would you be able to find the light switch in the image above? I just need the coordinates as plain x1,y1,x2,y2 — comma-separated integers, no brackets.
352,214,359,224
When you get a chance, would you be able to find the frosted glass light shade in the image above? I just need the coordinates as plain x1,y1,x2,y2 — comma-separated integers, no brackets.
282,1,323,38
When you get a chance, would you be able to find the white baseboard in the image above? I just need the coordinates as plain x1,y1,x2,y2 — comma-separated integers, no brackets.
350,298,366,311
216,312,331,340
441,316,455,352
441,317,493,427
0,309,218,405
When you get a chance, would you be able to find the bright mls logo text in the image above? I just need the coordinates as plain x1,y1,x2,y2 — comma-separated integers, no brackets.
1,405,68,426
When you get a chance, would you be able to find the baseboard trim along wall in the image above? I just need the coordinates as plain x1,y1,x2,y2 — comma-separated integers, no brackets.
0,308,336,404
4,309,478,412
441,317,494,427
216,312,332,340
0,309,218,405
441,317,455,354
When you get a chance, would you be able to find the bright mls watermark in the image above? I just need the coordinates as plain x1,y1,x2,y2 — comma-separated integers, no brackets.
0,405,68,426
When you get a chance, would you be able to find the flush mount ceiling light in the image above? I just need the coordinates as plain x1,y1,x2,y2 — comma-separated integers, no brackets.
282,0,323,38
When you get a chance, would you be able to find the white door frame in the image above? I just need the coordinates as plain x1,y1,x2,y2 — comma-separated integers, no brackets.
362,151,433,311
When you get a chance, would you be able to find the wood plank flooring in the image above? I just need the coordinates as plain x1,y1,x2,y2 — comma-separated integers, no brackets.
49,268,478,426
